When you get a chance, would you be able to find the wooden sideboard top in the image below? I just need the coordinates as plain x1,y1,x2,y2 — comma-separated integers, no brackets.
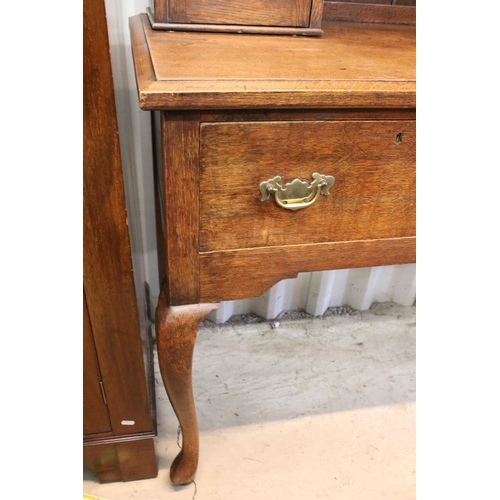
130,13,415,110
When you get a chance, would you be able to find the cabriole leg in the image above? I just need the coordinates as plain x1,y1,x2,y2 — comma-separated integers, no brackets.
156,288,218,485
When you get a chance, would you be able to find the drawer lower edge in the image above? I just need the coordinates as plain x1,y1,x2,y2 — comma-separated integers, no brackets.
199,237,415,303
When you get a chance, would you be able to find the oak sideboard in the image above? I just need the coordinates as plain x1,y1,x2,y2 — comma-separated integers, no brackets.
130,13,415,485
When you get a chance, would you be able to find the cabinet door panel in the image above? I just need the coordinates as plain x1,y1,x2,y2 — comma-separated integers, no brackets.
168,0,312,27
83,292,111,435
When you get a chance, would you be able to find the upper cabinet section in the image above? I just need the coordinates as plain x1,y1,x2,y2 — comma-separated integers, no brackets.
147,0,325,35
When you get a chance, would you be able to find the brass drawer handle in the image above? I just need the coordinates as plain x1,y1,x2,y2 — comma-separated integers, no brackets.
260,173,335,211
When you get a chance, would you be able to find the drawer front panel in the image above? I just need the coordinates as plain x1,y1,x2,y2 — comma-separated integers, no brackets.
199,120,415,252
167,0,312,27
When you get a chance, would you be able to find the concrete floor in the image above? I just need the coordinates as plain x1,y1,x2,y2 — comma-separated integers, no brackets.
83,302,416,499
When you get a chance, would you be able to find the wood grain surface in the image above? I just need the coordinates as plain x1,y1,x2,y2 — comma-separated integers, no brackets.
129,2,417,486
152,111,167,287
167,0,312,27
156,294,219,484
310,0,326,28
84,438,158,482
84,0,152,435
200,236,415,302
147,13,324,36
148,0,323,34
323,2,416,25
161,112,201,305
200,120,415,251
393,0,416,6
130,14,415,109
200,109,416,123
83,291,112,436
333,0,392,3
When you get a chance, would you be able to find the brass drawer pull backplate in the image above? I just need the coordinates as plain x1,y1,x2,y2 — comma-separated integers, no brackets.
260,172,335,211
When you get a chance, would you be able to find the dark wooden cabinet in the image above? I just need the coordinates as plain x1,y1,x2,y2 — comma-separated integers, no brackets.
83,0,157,482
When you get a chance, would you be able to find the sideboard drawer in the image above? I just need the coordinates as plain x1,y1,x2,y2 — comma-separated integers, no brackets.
199,120,416,252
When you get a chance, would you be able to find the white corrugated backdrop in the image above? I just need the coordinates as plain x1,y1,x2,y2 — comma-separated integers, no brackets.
207,264,416,323
102,0,416,324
